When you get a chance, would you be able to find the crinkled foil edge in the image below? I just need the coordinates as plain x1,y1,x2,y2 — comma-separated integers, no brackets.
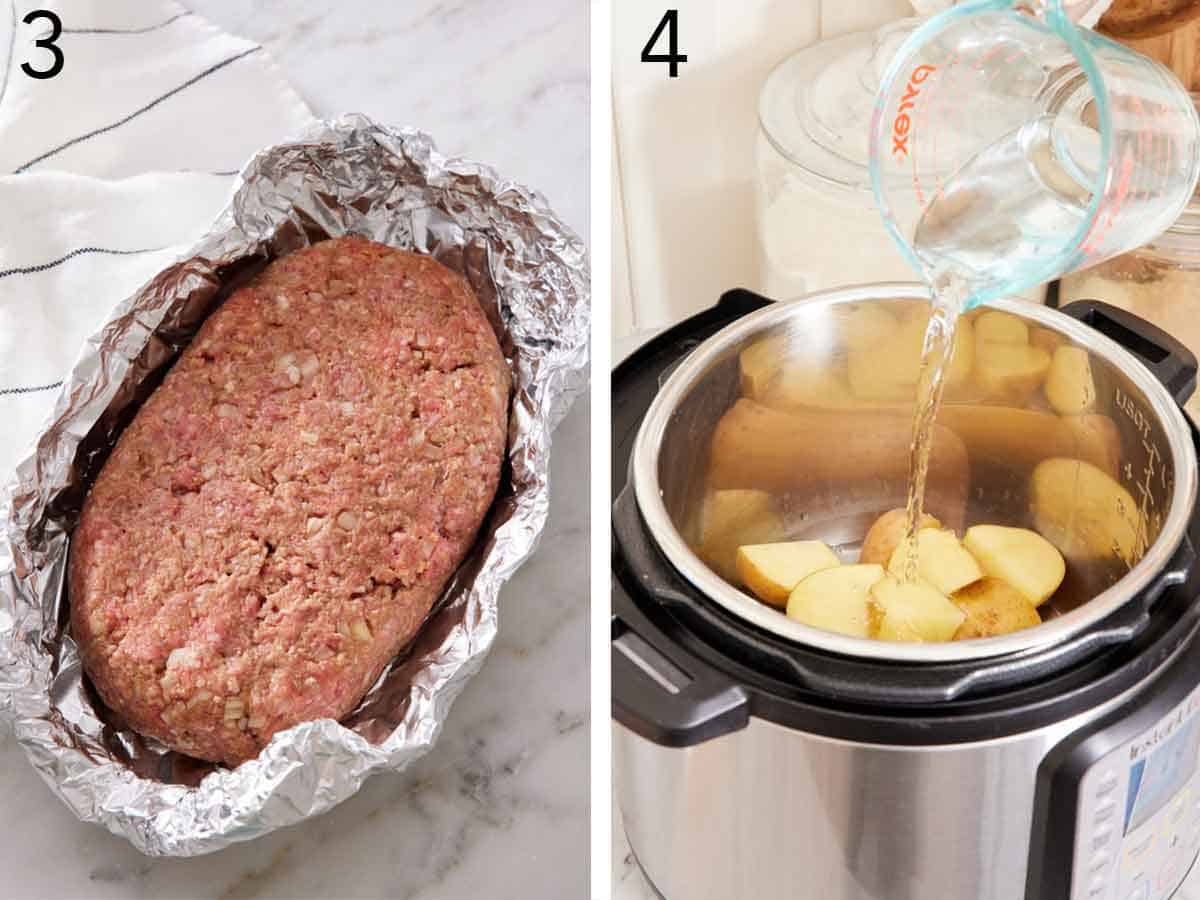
0,114,589,856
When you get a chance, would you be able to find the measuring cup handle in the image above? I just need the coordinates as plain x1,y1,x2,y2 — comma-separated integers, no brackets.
1058,300,1199,407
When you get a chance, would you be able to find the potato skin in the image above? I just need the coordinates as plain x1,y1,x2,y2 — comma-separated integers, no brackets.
860,508,941,566
952,578,1041,640
1030,457,1142,564
708,400,970,501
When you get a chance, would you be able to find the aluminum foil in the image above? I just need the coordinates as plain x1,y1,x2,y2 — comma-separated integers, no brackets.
0,114,589,856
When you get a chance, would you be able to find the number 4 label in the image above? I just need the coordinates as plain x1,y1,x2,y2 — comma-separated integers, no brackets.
641,10,687,78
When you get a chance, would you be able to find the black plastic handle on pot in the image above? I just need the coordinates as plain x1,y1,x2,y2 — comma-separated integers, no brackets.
612,614,750,748
1058,299,1198,406
611,293,770,748
612,485,752,747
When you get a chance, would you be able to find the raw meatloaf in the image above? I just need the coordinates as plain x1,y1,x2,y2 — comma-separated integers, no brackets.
69,237,510,765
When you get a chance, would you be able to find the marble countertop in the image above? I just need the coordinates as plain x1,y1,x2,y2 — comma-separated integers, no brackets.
2,2,590,898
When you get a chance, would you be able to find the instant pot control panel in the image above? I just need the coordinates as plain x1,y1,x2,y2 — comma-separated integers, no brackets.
1028,639,1200,900
1074,689,1200,899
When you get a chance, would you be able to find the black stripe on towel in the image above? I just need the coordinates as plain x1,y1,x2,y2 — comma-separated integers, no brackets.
0,246,162,280
0,380,62,397
175,169,240,177
13,45,263,174
62,12,192,35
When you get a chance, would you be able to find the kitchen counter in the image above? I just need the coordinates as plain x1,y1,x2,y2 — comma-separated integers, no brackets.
0,2,590,898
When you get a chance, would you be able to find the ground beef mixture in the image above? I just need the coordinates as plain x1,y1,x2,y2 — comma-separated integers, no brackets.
69,237,510,765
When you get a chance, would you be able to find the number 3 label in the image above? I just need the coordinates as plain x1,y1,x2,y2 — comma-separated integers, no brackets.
21,10,64,80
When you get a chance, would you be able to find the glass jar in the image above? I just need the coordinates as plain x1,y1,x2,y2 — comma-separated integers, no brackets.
1060,190,1200,421
754,26,1048,305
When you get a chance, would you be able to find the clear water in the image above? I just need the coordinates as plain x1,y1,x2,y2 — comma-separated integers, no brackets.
911,113,1095,305
899,114,1097,577
900,275,966,582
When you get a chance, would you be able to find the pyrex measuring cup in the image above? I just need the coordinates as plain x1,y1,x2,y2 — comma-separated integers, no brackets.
868,0,1200,309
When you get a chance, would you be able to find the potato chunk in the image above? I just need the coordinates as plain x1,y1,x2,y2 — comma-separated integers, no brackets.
735,540,841,607
1063,414,1121,478
952,577,1042,639
1030,458,1143,564
935,405,1118,475
1030,327,1064,357
1044,345,1096,415
887,528,984,596
870,575,966,642
786,564,885,638
759,365,857,411
739,336,786,399
841,304,901,352
847,312,973,401
974,343,1051,404
707,401,970,504
860,508,941,566
698,489,785,583
975,310,1029,345
933,313,975,392
847,317,923,400
963,525,1065,607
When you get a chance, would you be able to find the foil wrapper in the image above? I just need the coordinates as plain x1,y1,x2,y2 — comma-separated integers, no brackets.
0,114,589,856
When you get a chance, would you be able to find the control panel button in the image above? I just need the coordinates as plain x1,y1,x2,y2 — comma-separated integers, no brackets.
1095,799,1117,823
1126,881,1150,900
1172,797,1187,824
1098,770,1120,795
1090,851,1111,873
1093,826,1114,851
1131,834,1155,858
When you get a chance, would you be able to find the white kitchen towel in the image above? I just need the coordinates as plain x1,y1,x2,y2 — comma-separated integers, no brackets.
0,0,315,481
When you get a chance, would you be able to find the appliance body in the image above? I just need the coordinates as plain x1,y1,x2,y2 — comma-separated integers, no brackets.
613,289,1200,900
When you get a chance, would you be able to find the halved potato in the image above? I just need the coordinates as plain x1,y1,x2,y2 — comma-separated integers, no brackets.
974,343,1051,404
1030,327,1064,357
1030,458,1143,564
698,489,785,583
739,336,786,399
842,305,901,352
860,508,941,566
735,540,841,607
935,404,1118,474
1044,345,1096,415
941,315,976,397
887,528,984,596
848,312,974,401
759,365,856,411
975,311,1029,345
1063,414,1121,478
952,577,1042,639
847,317,923,400
706,400,970,498
786,564,885,638
870,575,966,642
962,524,1065,607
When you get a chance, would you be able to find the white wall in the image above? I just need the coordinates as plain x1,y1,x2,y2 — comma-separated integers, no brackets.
612,0,913,342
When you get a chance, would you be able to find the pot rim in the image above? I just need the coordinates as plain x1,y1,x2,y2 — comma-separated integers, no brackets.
631,282,1199,663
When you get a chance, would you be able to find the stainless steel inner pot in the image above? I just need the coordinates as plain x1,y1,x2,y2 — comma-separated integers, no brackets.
632,283,1198,662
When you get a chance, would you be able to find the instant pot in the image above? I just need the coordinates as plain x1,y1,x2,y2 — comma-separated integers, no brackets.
612,285,1200,900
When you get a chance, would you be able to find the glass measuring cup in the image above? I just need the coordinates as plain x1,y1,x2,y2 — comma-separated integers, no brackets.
868,0,1200,309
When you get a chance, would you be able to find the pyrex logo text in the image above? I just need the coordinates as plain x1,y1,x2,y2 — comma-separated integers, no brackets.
892,64,936,159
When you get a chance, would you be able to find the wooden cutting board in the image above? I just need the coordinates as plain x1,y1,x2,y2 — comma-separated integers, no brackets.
1098,0,1200,88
